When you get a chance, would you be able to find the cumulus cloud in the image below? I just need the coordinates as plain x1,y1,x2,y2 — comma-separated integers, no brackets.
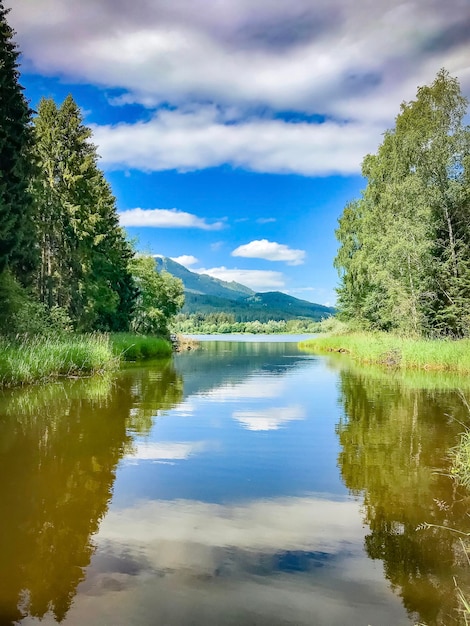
9,0,470,121
171,255,199,267
118,208,224,230
232,239,306,265
92,108,380,175
7,0,470,175
195,266,285,291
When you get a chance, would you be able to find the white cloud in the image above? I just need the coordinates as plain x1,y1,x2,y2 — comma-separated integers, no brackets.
118,208,224,230
8,0,470,176
232,239,306,265
92,108,380,175
195,266,285,291
233,405,305,431
9,0,470,123
66,495,404,625
203,376,283,401
171,255,199,267
128,441,208,461
98,495,365,555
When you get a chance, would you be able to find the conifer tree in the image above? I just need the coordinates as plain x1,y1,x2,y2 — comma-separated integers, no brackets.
0,1,36,281
32,95,136,330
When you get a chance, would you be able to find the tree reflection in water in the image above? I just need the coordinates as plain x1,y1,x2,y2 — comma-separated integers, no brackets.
335,364,470,625
0,360,183,624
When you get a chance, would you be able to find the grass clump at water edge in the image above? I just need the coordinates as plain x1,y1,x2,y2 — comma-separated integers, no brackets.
0,334,116,387
299,332,470,373
0,333,175,387
110,333,172,361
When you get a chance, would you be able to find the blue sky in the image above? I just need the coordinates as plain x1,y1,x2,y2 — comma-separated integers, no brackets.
8,0,470,305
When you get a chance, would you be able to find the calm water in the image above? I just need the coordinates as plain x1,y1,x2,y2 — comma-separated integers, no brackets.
1,337,470,625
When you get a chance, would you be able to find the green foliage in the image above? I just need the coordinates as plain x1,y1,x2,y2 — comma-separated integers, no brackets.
110,333,172,360
171,312,322,334
0,2,37,283
31,95,137,332
129,256,184,335
335,70,470,337
0,270,72,335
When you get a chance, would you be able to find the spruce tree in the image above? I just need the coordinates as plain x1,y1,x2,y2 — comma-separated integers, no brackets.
0,1,36,281
32,95,136,330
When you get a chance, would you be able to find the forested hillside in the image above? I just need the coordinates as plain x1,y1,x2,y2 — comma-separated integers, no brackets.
335,70,470,338
155,256,254,299
155,257,335,322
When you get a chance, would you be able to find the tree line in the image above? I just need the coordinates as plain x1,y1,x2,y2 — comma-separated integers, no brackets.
0,3,183,336
335,69,470,338
171,312,321,334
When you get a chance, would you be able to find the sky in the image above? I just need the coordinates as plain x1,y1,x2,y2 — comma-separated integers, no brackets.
7,0,470,306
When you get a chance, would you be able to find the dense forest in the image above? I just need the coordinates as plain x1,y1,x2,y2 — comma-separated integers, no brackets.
335,70,470,338
171,312,322,334
0,3,183,337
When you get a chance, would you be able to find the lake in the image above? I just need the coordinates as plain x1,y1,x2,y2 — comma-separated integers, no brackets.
1,336,469,625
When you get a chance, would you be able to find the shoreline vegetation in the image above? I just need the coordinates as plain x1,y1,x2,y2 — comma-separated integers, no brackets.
0,333,177,388
300,330,470,374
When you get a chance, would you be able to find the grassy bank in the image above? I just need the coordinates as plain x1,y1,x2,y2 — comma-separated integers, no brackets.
0,334,116,387
0,333,173,387
299,332,470,373
110,333,172,361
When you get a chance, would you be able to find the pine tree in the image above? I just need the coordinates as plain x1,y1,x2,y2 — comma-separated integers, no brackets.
0,1,36,281
32,95,136,331
0,0,35,283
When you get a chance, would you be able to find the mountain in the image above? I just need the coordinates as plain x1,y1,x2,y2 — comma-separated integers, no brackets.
154,256,254,300
155,256,335,321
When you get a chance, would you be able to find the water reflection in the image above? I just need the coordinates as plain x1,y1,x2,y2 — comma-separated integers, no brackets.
1,341,470,625
0,361,183,625
336,364,470,625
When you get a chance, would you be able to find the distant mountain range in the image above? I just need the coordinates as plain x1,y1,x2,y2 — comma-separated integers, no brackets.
155,257,335,322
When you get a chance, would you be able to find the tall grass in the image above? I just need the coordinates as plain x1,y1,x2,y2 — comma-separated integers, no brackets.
0,334,116,387
299,332,470,373
110,333,172,360
451,414,470,489
0,333,174,387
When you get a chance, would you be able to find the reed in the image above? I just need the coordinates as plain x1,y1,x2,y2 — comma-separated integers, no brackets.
300,332,470,373
110,333,172,361
0,334,116,387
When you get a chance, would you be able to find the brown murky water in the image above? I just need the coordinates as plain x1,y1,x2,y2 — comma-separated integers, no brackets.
0,338,469,625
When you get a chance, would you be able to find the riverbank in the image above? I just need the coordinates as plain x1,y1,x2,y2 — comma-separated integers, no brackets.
299,332,470,373
0,333,173,388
